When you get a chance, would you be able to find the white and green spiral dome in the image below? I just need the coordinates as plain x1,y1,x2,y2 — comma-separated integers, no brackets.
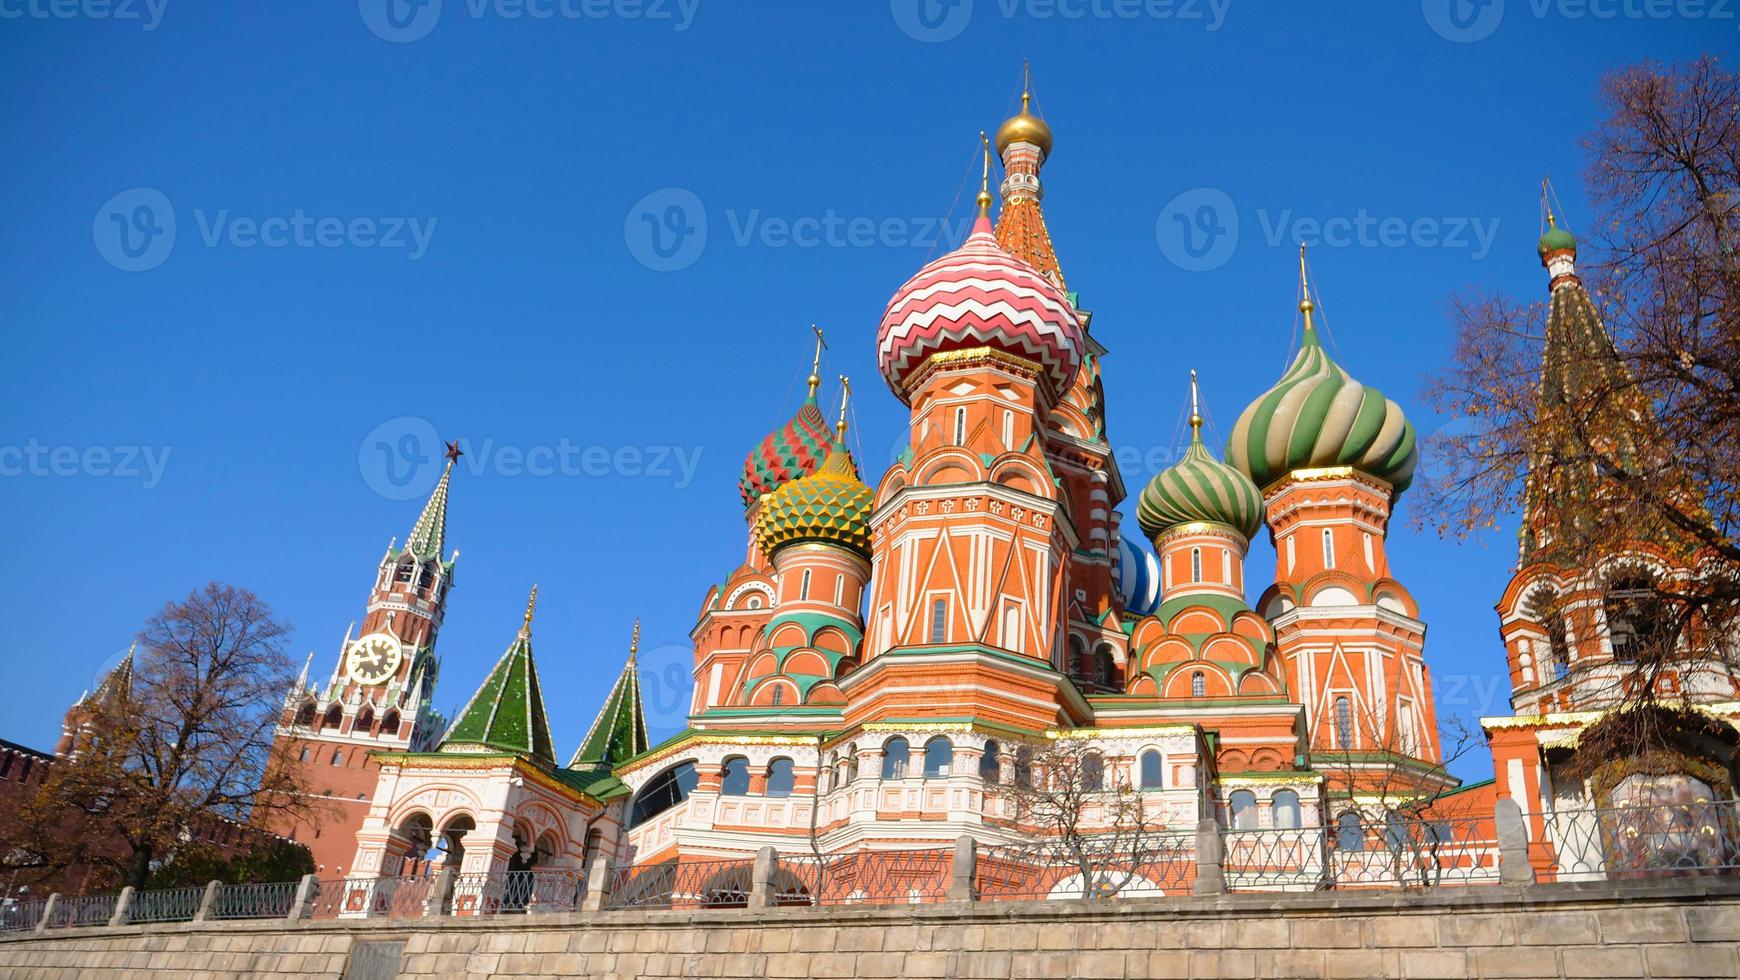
1224,325,1417,494
1137,426,1265,544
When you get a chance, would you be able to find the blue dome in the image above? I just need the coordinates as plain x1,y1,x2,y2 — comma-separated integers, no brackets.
1116,533,1161,617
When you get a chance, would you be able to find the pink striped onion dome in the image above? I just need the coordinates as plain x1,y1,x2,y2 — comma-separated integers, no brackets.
876,213,1083,404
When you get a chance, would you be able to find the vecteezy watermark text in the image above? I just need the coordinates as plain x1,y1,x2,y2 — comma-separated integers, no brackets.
1156,186,1500,272
624,187,974,272
1423,0,1739,43
891,0,1229,42
358,417,704,500
93,188,436,271
0,440,172,489
359,0,699,43
0,0,167,30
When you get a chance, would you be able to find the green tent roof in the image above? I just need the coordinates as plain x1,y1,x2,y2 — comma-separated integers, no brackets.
439,589,555,763
568,623,650,769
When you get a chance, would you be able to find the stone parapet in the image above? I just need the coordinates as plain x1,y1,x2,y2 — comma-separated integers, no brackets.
2,877,1737,978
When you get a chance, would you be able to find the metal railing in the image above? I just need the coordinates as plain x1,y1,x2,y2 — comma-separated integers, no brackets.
48,894,116,929
129,886,202,924
210,881,301,920
1222,826,1328,891
302,877,352,921
604,858,754,910
1543,798,1740,881
775,848,954,905
1329,815,1500,889
976,834,1194,900
0,899,47,934
449,869,587,915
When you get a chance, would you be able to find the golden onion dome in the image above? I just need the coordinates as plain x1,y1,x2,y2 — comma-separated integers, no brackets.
995,91,1052,157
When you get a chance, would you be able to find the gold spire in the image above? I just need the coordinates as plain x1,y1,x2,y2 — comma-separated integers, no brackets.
1188,369,1203,435
836,374,852,439
807,325,827,396
628,618,640,662
1297,244,1319,340
977,131,993,217
518,584,538,639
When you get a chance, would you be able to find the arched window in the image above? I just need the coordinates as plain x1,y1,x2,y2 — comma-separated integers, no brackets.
1228,790,1258,830
295,703,316,727
799,569,812,600
765,758,794,798
721,757,750,796
380,710,400,738
1322,529,1336,569
1014,745,1034,788
881,737,910,779
1334,696,1354,748
1191,547,1202,583
1605,572,1674,663
820,752,836,793
979,740,1002,782
356,707,375,734
297,747,310,763
1081,752,1104,792
1068,635,1087,679
922,737,953,778
1272,790,1301,829
843,743,858,784
1528,588,1571,680
629,761,699,827
330,749,344,766
1095,646,1117,688
1191,671,1206,698
1002,410,1014,449
1335,811,1364,851
1139,750,1163,789
953,406,967,445
1383,811,1408,851
322,705,343,730
930,598,948,643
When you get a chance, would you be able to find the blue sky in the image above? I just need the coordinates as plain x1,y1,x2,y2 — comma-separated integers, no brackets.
1,2,1731,783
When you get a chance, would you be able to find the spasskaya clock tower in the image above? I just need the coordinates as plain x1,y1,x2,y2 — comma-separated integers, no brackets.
261,442,463,875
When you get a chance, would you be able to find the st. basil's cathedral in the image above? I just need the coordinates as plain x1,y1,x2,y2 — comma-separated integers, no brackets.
212,84,1735,888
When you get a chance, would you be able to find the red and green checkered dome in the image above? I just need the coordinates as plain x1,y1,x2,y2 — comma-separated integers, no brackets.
754,442,873,557
740,391,833,509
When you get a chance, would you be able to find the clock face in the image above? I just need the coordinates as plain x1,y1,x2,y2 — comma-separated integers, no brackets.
345,632,403,686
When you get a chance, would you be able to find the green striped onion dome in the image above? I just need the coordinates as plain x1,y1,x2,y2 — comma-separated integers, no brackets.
754,444,873,557
1225,327,1417,494
1137,429,1264,543
1538,225,1577,258
740,391,833,509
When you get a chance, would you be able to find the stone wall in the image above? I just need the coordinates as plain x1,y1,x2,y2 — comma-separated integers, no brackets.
2,878,1738,979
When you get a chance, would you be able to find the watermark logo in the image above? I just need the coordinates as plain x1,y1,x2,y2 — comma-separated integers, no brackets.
0,0,168,30
357,417,707,498
0,440,172,489
359,0,442,42
359,416,447,501
1422,0,1504,41
891,0,973,41
638,640,697,736
93,188,176,272
625,187,707,272
1156,186,1239,272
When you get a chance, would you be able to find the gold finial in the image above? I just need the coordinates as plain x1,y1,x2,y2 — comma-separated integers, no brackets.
628,618,640,661
1022,60,1032,108
1298,244,1314,317
836,375,852,439
1188,369,1203,435
519,584,538,638
808,325,827,396
977,131,994,216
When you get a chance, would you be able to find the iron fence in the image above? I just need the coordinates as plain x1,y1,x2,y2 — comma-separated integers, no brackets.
1328,815,1500,888
332,874,443,918
128,885,202,924
775,848,954,905
604,858,754,910
976,834,1194,900
302,877,351,921
0,898,47,933
47,893,116,929
1543,798,1740,881
1222,826,1330,891
210,881,301,920
448,869,587,915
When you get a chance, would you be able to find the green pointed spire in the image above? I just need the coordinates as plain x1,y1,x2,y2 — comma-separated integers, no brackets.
405,442,461,562
568,620,650,769
90,642,136,707
439,586,555,763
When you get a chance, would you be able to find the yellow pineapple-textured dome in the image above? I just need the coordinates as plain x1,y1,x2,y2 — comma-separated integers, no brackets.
754,444,873,557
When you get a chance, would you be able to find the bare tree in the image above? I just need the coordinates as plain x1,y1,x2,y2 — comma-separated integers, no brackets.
992,737,1179,900
1417,56,1740,708
4,584,321,890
